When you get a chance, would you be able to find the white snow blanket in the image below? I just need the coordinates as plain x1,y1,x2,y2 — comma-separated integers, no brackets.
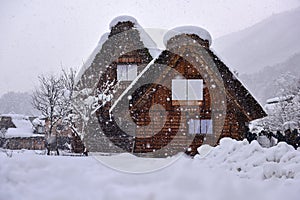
1,138,300,200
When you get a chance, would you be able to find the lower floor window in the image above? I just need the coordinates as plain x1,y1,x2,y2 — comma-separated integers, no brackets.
188,119,213,134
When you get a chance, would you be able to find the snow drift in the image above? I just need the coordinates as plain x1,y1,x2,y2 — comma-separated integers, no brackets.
1,138,300,200
196,138,300,180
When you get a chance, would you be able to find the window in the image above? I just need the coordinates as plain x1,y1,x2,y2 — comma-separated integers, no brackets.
37,126,45,134
188,119,213,134
172,79,203,100
117,64,137,81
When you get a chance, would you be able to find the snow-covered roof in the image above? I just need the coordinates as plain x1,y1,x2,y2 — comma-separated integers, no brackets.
264,103,277,115
110,42,266,121
282,121,298,131
163,26,212,46
75,32,109,84
110,15,158,58
75,16,158,84
32,118,45,127
266,95,294,104
0,114,29,124
138,29,159,58
0,114,36,138
109,15,138,29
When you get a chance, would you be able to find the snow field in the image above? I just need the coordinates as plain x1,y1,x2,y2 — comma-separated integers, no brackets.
1,138,300,200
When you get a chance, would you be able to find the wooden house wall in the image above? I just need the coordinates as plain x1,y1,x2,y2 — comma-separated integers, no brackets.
0,136,80,151
2,137,45,150
94,30,263,156
97,52,149,99
130,52,248,156
83,25,153,153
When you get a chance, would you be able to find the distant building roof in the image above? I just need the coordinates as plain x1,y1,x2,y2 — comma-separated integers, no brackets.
0,114,38,138
266,95,294,104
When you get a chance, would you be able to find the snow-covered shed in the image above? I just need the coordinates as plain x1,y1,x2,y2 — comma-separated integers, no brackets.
0,114,45,150
0,114,34,138
264,95,294,115
0,115,16,131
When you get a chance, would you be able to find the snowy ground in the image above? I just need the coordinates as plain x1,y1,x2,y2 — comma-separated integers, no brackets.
1,138,300,200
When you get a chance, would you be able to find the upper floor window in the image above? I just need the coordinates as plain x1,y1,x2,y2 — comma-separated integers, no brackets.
172,79,203,100
117,64,137,81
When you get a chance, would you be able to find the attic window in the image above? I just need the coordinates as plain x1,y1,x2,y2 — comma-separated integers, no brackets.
117,64,137,81
172,79,203,100
188,119,213,134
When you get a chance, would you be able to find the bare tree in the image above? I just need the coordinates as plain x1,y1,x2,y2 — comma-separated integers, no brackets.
32,69,76,155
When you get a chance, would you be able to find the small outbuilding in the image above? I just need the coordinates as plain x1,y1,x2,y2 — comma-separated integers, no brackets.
0,114,45,150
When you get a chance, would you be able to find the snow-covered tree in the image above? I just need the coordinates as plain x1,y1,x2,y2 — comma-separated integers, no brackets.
71,88,96,140
59,68,77,125
32,69,76,154
263,76,300,131
32,74,62,136
72,79,116,139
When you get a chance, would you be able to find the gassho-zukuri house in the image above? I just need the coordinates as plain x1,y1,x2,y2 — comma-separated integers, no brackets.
74,16,267,157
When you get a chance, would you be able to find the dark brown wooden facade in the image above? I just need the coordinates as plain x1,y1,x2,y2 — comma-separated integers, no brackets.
0,136,45,150
75,17,266,156
0,116,16,130
100,33,266,156
74,19,154,153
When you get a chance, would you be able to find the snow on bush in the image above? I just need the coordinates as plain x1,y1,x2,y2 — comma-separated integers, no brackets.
31,118,45,127
196,137,300,180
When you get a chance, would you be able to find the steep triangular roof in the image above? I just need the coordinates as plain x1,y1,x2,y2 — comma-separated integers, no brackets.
75,15,157,90
110,27,266,121
73,16,159,152
0,114,34,138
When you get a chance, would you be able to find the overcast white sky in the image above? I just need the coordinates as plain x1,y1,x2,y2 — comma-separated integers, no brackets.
1,0,300,96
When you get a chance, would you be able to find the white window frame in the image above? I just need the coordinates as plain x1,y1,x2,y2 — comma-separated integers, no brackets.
172,79,203,100
188,119,213,134
37,126,45,134
117,64,137,81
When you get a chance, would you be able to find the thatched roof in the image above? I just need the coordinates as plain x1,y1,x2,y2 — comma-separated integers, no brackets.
0,115,16,130
73,16,158,152
110,31,267,121
75,16,155,91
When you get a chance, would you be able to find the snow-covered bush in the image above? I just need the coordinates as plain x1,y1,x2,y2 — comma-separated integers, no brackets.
261,76,300,132
196,137,300,180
